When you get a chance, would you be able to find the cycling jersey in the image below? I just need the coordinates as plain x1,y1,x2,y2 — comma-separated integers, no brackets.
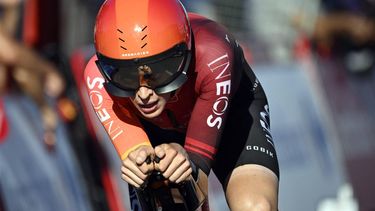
84,13,279,181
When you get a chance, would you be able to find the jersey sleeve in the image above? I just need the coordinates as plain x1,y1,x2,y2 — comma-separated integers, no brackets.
184,34,242,174
83,55,151,160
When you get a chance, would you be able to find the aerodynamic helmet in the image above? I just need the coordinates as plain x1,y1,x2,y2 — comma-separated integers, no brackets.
94,0,192,97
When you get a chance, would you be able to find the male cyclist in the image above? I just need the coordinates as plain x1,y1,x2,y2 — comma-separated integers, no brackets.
84,0,279,210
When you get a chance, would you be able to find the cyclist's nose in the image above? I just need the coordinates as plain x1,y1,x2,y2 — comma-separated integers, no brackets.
137,86,154,101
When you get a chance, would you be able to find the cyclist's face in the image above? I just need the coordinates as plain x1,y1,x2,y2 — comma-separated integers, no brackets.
131,86,171,119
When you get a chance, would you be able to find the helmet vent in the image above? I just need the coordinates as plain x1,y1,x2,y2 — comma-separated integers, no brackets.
117,28,127,50
140,26,148,48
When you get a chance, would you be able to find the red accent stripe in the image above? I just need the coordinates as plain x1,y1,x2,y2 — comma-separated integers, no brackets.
101,166,125,211
0,100,9,143
185,139,217,154
185,145,213,160
23,0,39,46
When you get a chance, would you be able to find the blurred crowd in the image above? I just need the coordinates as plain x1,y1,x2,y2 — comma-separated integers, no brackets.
183,0,375,74
0,0,374,211
0,0,65,149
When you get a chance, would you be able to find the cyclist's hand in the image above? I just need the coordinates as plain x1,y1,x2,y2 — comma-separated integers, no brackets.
154,143,192,184
121,145,155,188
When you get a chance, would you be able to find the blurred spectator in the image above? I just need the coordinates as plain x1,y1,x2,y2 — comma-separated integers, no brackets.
0,0,65,149
60,0,103,58
313,11,375,48
0,0,20,35
245,0,375,74
181,0,254,63
309,0,375,74
245,0,320,63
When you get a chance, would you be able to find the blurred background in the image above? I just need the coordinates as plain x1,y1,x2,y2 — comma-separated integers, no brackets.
0,0,374,211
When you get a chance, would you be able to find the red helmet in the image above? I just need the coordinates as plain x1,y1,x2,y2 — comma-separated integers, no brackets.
94,0,192,97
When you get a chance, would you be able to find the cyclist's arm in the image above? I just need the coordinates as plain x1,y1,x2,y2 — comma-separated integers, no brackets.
84,56,152,160
184,49,238,175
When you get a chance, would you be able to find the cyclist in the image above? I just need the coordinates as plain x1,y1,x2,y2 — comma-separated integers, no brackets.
84,0,280,210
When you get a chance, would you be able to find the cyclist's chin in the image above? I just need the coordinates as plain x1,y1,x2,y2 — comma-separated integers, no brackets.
140,109,162,118
138,103,165,119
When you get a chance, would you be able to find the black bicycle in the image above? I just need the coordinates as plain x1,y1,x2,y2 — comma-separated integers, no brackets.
128,159,206,211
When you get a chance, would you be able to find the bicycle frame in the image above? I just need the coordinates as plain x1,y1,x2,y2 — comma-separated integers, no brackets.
129,171,206,211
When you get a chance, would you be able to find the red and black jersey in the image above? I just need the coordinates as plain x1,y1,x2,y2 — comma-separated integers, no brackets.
84,13,279,178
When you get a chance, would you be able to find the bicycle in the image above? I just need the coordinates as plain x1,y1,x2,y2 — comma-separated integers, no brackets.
128,157,207,211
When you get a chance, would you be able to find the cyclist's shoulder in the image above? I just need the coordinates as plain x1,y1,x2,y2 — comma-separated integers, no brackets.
189,16,238,84
188,13,222,30
189,14,237,64
84,55,98,71
188,13,234,47
84,55,102,78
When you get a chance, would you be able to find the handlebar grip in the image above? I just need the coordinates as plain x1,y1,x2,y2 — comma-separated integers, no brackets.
145,156,152,164
145,155,161,164
134,163,206,211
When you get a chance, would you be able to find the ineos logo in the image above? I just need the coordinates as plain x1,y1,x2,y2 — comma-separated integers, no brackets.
86,76,110,122
212,96,229,115
89,90,103,109
86,75,124,140
206,54,232,129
